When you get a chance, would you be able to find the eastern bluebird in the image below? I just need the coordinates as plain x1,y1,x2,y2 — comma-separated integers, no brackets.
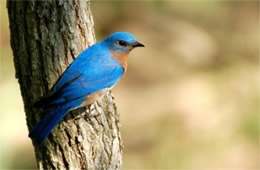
29,32,144,145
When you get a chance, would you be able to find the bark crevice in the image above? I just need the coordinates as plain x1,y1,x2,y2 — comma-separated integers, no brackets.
7,0,123,169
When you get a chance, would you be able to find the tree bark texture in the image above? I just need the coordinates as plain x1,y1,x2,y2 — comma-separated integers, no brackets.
7,0,123,169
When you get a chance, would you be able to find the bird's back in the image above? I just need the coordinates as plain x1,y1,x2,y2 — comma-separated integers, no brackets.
30,32,144,145
35,42,124,109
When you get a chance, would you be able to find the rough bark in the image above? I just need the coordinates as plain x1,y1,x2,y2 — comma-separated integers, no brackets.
7,0,123,169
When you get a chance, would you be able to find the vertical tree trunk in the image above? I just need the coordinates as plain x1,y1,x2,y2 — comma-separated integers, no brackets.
7,0,123,169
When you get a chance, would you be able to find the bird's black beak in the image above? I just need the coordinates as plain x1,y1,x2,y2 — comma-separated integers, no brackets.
133,41,145,48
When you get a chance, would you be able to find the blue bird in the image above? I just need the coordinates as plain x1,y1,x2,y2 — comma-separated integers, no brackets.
29,32,144,145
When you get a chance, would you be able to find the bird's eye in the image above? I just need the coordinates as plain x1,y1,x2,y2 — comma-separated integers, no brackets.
117,40,127,46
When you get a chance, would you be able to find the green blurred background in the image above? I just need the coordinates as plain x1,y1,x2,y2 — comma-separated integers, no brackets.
0,1,259,169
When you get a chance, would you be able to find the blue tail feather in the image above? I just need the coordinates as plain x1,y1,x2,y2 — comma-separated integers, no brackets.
29,97,85,145
29,106,69,145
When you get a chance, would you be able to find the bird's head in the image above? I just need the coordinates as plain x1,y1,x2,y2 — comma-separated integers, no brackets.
103,32,144,54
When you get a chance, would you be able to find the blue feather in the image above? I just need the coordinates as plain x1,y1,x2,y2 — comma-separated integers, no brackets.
29,32,144,145
29,98,84,145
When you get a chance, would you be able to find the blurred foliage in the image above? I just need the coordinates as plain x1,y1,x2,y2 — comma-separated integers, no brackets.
0,1,259,169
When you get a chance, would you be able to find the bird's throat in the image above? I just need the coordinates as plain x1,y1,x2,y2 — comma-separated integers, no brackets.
111,51,129,72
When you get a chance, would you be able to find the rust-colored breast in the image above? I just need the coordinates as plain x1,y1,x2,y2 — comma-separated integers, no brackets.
81,91,103,107
111,51,129,72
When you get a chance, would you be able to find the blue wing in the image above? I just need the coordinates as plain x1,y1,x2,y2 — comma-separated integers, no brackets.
30,42,124,144
49,66,123,105
34,43,124,109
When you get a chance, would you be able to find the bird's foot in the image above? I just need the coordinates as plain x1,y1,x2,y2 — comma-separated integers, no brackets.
86,103,102,119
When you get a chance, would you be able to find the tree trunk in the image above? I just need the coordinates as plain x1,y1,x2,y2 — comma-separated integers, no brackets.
7,0,123,169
